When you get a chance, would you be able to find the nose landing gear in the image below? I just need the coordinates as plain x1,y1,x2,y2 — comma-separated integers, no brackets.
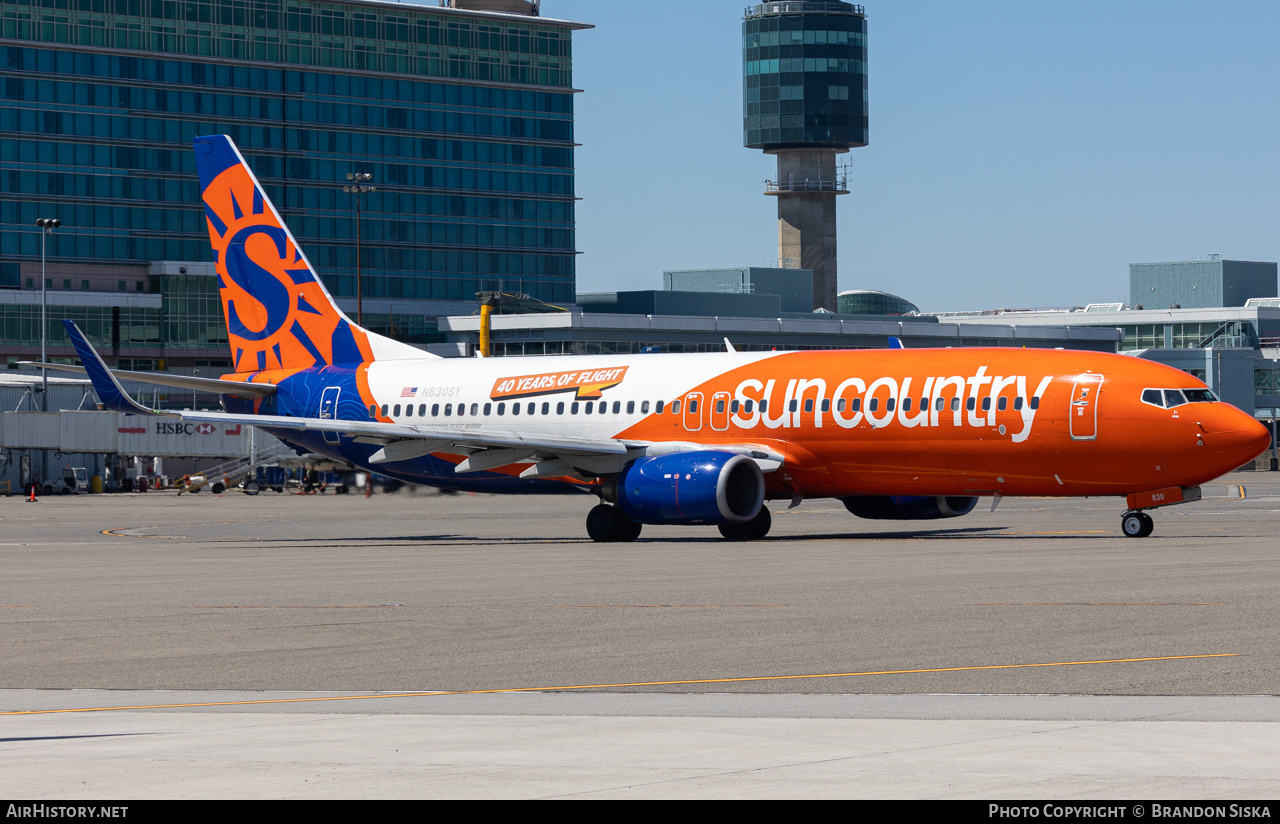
1121,510,1154,538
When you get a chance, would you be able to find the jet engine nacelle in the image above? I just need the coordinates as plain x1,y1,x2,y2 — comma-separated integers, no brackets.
613,451,765,525
841,495,979,521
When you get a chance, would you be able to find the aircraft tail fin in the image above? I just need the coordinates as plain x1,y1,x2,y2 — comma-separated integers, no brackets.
193,135,429,373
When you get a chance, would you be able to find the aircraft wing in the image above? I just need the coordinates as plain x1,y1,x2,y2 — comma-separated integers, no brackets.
20,360,277,399
175,408,784,479
62,319,783,479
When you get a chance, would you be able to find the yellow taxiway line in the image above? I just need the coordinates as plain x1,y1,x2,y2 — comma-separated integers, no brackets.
0,653,1238,717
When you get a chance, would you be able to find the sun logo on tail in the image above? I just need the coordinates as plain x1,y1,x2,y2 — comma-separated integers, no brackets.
200,147,371,373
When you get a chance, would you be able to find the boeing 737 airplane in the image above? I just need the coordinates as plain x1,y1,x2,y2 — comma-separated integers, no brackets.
43,135,1271,541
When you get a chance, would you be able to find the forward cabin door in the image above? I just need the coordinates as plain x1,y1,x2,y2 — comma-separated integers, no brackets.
1069,374,1103,440
319,386,341,445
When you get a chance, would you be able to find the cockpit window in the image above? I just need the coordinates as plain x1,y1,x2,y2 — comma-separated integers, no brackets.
1142,388,1218,408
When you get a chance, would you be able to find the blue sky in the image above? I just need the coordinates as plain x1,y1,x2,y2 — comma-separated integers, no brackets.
548,0,1280,312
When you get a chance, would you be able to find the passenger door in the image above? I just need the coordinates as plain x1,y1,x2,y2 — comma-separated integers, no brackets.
319,386,341,445
1069,374,1103,440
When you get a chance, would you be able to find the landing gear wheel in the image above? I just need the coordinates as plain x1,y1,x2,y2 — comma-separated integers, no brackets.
618,519,642,543
586,504,640,543
1121,511,1153,538
718,505,772,541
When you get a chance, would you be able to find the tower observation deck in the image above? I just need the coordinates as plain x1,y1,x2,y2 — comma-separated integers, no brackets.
744,1,868,311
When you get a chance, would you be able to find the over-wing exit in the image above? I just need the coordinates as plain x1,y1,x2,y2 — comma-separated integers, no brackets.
53,136,1271,542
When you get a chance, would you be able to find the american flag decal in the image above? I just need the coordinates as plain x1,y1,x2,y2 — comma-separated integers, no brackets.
401,387,418,397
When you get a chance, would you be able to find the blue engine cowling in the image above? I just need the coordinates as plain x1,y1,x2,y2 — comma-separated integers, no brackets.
613,451,765,525
841,495,979,520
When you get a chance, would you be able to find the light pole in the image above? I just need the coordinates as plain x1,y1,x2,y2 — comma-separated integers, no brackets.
35,218,60,412
342,173,374,326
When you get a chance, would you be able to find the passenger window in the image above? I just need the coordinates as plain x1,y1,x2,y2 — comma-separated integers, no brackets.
803,399,813,413
997,397,1007,411
432,404,440,416
821,399,830,412
759,400,767,413
981,398,991,411
471,403,478,415
656,400,665,414
686,400,695,414
497,403,505,415
584,401,594,414
935,397,944,411
541,402,549,415
511,403,519,416
483,403,491,416
717,399,726,414
381,404,389,417
951,397,960,411
901,398,911,412
599,403,607,415
527,403,535,415
457,404,466,418
419,404,427,416
556,402,565,414
852,398,861,412
627,401,635,414
869,398,878,412
444,404,453,416
1014,397,1023,411
1030,397,1040,410
571,402,579,414
641,401,650,413
743,400,753,413
887,398,896,412
393,404,401,417
405,405,414,418
368,404,378,418
789,399,798,413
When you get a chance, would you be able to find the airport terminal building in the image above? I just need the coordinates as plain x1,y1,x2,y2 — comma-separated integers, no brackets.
0,0,586,368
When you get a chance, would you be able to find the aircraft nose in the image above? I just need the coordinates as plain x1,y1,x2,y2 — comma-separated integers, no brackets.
1210,405,1271,468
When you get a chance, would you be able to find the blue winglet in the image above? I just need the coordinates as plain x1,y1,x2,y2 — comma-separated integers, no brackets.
62,320,156,415
888,336,904,349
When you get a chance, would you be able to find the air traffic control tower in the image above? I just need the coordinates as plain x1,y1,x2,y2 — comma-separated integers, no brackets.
744,2,868,311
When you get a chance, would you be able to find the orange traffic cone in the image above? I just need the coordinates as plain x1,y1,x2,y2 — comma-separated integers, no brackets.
27,483,37,502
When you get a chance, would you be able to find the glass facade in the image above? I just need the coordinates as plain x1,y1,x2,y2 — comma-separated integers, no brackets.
0,0,582,324
743,1,867,149
1118,321,1258,351
837,289,918,316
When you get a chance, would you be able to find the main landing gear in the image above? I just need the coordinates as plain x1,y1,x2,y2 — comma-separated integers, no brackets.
584,504,775,542
1121,510,1154,538
586,504,642,543
718,506,772,541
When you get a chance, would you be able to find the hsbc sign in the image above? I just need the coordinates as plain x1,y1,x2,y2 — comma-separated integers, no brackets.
7,412,279,459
